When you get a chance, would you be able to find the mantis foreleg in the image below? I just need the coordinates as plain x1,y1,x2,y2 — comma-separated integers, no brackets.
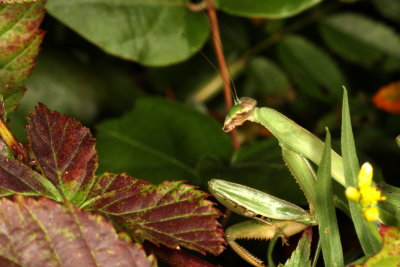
226,220,309,267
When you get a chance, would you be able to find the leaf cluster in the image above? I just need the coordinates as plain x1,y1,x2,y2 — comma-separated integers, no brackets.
0,0,400,266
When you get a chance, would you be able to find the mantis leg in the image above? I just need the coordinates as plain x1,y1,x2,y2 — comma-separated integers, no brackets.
226,220,309,267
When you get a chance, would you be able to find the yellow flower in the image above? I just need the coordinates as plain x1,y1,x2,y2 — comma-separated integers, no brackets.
359,186,386,206
357,162,373,189
364,207,379,222
345,186,360,201
345,162,386,222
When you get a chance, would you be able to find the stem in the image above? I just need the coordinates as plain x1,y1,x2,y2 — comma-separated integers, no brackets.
206,0,232,110
206,0,239,150
312,238,321,267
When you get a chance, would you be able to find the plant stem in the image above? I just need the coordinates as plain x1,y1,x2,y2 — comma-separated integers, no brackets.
206,0,239,151
312,239,322,267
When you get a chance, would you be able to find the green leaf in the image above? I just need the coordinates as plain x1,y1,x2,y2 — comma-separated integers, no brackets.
341,87,381,255
46,0,209,66
315,129,343,267
319,12,400,65
0,196,156,267
246,57,292,95
21,49,105,124
396,135,400,148
281,228,312,267
96,98,232,184
277,35,346,103
84,173,225,256
215,0,322,19
27,104,98,203
371,0,400,24
377,183,400,228
0,0,45,112
350,225,400,266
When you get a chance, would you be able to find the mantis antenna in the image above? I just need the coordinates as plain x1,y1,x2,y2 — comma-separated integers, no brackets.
185,33,241,106
198,46,241,105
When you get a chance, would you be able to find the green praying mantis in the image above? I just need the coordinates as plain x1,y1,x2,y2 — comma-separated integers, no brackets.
208,96,348,266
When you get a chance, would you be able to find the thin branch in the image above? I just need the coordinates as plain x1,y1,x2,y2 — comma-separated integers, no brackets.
206,0,240,150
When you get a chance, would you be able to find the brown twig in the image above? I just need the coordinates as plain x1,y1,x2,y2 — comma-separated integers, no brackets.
206,0,239,151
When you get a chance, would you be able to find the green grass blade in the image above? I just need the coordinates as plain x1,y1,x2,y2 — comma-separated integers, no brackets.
377,183,400,228
315,129,343,267
341,87,381,255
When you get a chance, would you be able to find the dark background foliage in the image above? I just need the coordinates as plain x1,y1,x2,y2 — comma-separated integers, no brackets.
4,0,400,265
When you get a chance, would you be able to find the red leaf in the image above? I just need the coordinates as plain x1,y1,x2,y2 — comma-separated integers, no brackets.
0,196,156,267
144,242,217,267
0,0,46,111
0,136,62,200
349,225,400,266
0,154,49,196
85,173,225,256
27,103,98,202
372,81,400,114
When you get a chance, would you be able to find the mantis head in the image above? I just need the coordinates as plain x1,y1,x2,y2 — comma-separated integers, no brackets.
223,97,257,132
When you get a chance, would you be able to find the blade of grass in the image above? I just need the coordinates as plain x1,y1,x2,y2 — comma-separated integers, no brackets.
315,129,343,267
341,87,381,255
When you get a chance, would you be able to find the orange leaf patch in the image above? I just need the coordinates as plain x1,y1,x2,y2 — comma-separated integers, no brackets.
372,81,400,114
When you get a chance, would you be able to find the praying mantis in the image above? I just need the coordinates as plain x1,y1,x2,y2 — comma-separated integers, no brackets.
208,179,316,267
208,96,347,266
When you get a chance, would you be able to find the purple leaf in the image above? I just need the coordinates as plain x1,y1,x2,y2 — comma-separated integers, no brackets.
0,195,156,267
0,154,49,196
85,173,225,256
27,103,97,203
